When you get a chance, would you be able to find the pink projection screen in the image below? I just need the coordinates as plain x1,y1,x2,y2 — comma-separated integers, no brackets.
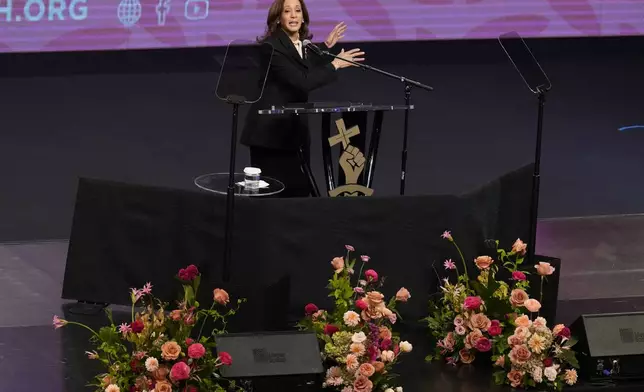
0,0,642,53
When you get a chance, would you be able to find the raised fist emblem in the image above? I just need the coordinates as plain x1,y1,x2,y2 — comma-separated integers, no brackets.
339,145,366,184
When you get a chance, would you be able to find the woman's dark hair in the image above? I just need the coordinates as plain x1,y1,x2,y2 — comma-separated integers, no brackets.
258,0,313,42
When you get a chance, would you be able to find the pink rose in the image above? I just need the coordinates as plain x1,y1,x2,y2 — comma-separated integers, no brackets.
463,296,483,310
218,352,233,366
488,320,503,336
507,369,524,388
469,313,491,331
535,261,555,276
188,343,206,359
213,288,230,305
353,375,373,392
364,269,378,281
459,348,475,364
512,271,527,281
474,337,492,352
170,362,190,381
524,299,542,313
557,326,571,339
509,345,531,365
510,289,529,307
355,299,368,310
304,303,318,315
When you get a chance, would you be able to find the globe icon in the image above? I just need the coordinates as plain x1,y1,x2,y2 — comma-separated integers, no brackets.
117,0,142,27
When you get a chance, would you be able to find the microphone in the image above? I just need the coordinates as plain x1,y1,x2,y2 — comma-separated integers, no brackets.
302,40,323,56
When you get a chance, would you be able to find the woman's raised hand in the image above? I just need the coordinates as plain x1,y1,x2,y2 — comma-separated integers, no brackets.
332,48,366,69
324,22,347,48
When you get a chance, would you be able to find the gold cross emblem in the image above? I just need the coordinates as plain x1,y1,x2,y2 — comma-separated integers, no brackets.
328,119,360,149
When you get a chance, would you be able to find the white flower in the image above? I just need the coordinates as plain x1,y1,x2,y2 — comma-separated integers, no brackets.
531,366,543,383
145,356,159,372
352,331,367,343
544,366,558,382
396,388,403,392
343,311,360,327
105,385,120,392
399,341,413,353
385,389,394,392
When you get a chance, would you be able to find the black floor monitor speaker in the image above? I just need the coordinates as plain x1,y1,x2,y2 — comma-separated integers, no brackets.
571,312,644,381
216,331,324,392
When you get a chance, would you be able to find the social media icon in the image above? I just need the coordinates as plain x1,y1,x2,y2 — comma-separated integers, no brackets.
184,0,208,20
156,0,171,25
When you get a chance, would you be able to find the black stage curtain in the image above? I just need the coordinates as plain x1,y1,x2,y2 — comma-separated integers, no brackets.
63,164,546,321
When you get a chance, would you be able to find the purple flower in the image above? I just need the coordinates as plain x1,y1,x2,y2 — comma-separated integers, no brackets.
345,245,355,252
52,315,67,329
441,230,453,240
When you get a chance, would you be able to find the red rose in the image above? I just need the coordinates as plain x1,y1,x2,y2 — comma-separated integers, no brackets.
170,362,191,381
364,269,378,281
488,320,503,336
304,303,319,315
130,359,141,372
380,338,392,350
218,352,233,366
512,271,527,281
474,337,492,352
557,327,571,339
185,338,194,345
543,358,553,367
178,265,199,281
355,299,368,310
188,343,206,359
131,320,144,333
324,324,339,335
463,296,483,310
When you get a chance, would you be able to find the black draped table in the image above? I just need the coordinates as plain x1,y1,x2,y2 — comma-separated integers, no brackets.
259,103,413,194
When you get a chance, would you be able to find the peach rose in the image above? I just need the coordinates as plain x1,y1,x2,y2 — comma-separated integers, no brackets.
105,385,120,392
510,289,529,307
372,361,385,373
524,299,542,313
361,308,383,321
379,326,392,340
459,349,475,364
535,261,555,276
515,315,531,328
474,256,494,270
533,317,547,328
161,341,182,360
507,334,524,347
155,380,173,392
507,369,524,388
509,345,531,365
512,239,528,255
366,291,385,307
469,313,492,331
359,363,376,377
553,324,566,335
213,288,230,305
169,310,182,321
353,375,374,392
331,257,345,272
395,287,411,302
515,326,530,338
152,365,170,381
464,329,483,349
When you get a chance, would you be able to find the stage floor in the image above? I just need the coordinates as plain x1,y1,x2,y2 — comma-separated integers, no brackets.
2,229,644,392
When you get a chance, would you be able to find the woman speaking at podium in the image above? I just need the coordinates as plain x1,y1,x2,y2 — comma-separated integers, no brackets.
240,0,365,197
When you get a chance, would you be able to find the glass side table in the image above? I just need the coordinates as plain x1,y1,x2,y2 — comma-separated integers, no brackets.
194,173,285,197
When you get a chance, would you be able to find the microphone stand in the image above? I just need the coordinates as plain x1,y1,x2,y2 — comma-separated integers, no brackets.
316,47,434,195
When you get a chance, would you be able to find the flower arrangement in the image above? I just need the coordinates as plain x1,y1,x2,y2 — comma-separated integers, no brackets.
53,265,244,392
423,231,579,390
297,245,412,392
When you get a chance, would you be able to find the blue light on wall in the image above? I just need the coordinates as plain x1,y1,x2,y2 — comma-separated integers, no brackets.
618,125,644,132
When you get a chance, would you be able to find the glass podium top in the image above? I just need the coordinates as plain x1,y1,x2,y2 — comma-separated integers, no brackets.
194,173,285,197
258,103,414,115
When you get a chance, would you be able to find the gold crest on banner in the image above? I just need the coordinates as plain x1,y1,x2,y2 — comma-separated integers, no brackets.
327,119,374,197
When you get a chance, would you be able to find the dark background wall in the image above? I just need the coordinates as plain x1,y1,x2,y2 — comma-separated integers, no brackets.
1,36,643,241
